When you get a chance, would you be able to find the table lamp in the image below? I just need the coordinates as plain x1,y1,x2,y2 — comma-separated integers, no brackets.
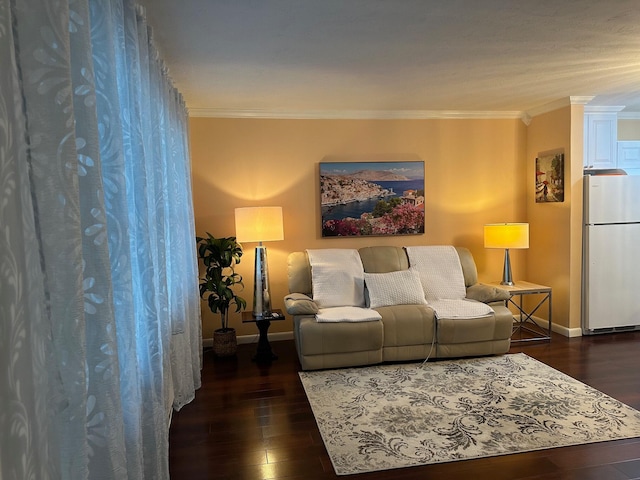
235,206,284,318
484,223,529,286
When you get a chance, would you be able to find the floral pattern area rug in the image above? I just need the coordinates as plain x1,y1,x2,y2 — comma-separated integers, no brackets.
299,353,640,476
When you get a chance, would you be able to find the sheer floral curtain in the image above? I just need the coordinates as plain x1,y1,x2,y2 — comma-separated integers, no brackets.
0,0,201,478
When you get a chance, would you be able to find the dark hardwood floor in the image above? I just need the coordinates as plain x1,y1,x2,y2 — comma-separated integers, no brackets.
169,332,640,479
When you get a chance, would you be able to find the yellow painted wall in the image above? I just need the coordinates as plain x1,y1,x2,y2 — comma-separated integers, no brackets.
525,105,584,332
190,117,528,338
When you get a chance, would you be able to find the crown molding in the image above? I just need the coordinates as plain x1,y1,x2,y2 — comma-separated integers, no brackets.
189,98,631,123
188,108,524,121
584,105,626,113
618,111,640,120
523,96,595,120
568,96,598,105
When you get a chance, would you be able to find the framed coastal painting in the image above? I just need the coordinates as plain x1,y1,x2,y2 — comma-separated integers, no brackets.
535,151,564,203
319,161,425,237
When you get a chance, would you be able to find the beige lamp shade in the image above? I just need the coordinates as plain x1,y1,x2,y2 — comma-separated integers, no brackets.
484,223,529,249
235,206,284,243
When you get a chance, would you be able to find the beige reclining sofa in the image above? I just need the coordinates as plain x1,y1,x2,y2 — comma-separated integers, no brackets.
285,246,513,370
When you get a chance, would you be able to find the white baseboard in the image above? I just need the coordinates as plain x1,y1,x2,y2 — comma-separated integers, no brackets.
551,323,582,338
518,315,582,339
202,330,294,348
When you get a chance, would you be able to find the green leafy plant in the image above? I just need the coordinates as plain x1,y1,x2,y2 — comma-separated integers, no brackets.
196,234,247,331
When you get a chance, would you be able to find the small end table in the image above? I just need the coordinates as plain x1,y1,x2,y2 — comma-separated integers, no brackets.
241,309,285,363
486,281,552,343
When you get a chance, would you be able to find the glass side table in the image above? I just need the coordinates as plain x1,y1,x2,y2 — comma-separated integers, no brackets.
485,281,552,343
241,309,285,363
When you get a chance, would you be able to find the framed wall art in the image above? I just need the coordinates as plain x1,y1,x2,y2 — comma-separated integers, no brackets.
535,151,564,203
320,161,425,237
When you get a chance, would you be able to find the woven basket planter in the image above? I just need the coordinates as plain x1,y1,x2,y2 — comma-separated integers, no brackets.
213,328,237,357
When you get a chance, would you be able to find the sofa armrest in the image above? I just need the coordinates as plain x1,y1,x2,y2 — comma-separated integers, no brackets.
285,293,319,315
466,283,510,303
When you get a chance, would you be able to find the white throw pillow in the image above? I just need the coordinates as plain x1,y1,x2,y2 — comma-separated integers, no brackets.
364,269,428,309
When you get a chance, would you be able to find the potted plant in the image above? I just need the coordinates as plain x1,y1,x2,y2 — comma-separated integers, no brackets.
196,234,247,357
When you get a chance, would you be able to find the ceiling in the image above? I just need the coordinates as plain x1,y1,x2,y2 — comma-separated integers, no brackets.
139,0,640,118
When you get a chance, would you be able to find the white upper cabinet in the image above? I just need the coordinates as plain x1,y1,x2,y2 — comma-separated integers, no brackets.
583,107,624,170
617,141,640,175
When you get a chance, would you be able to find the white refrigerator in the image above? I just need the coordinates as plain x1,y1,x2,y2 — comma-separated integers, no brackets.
582,174,640,334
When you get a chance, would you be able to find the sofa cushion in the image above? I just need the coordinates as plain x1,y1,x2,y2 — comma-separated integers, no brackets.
436,311,513,344
428,298,493,319
295,317,383,356
287,252,313,295
375,304,436,348
359,246,409,273
455,247,479,287
364,269,427,309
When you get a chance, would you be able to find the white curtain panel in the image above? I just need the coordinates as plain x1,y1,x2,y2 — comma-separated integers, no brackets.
0,0,201,478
